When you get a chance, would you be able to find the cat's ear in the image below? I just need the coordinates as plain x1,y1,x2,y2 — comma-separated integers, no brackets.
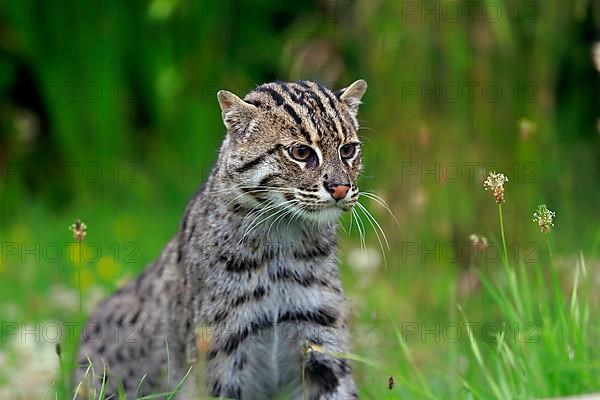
217,90,258,135
336,79,368,117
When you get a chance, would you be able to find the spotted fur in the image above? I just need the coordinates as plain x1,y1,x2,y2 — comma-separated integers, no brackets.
77,79,368,399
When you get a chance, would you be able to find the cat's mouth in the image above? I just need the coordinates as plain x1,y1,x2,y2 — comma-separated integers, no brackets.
236,186,357,225
292,198,356,224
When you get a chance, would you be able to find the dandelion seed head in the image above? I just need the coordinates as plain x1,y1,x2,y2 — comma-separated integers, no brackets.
533,204,555,233
483,171,508,203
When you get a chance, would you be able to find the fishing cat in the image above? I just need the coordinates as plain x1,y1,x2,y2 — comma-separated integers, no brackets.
77,79,368,399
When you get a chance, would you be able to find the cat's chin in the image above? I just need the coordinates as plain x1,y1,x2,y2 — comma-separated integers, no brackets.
296,205,345,225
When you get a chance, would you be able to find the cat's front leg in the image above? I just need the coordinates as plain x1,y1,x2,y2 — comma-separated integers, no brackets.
201,323,254,400
204,354,243,399
301,326,359,399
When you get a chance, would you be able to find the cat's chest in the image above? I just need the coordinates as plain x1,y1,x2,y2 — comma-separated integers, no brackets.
201,252,341,391
204,243,339,312
233,256,337,397
214,253,338,327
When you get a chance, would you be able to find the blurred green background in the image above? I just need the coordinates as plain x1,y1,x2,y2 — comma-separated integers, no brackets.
0,0,599,398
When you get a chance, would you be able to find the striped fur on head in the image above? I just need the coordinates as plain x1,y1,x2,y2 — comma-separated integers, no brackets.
216,79,368,224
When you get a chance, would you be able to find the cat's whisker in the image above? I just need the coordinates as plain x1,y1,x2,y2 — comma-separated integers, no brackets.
348,205,355,236
222,184,295,198
225,185,295,194
355,207,366,247
286,202,308,230
241,199,300,242
207,184,294,196
337,219,348,235
272,211,289,234
241,197,283,224
245,201,298,241
355,202,388,267
224,187,295,206
351,207,366,253
241,203,280,236
238,201,282,243
240,198,277,227
357,209,367,253
269,202,298,237
267,200,296,233
358,192,399,226
204,182,272,192
355,202,390,250
317,209,322,233
240,206,276,243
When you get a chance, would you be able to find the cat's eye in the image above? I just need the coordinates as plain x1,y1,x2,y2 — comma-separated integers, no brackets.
289,145,313,162
340,143,357,159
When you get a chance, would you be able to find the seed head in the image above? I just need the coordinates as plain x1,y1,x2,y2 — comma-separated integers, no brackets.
533,204,555,233
483,171,508,203
69,219,87,242
469,234,488,252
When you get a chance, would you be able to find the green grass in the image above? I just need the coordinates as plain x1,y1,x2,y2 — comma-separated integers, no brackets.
347,189,598,399
3,172,597,399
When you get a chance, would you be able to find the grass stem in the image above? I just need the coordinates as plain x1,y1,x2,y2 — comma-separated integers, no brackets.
498,203,510,270
78,240,82,318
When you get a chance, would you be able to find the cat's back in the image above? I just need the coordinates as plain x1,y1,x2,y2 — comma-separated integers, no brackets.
77,238,184,396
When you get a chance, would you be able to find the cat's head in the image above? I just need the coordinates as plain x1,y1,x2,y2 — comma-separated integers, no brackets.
216,80,367,224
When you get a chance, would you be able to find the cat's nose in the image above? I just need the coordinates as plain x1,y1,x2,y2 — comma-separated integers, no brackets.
324,182,350,201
